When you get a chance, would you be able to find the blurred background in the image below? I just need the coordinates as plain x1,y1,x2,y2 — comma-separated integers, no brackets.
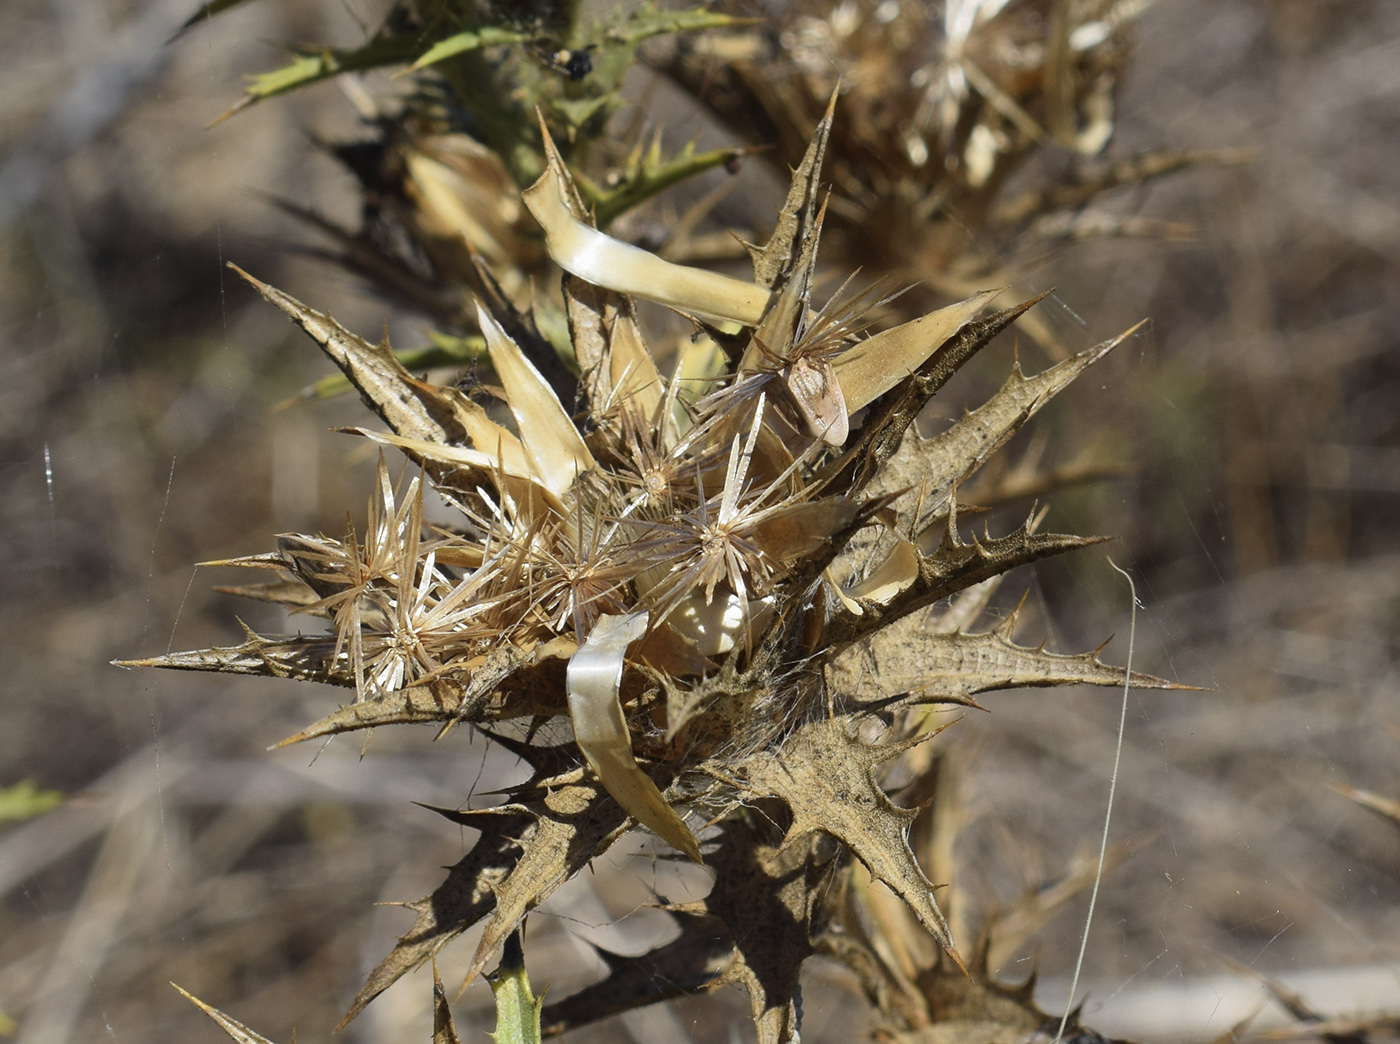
1,0,1399,1041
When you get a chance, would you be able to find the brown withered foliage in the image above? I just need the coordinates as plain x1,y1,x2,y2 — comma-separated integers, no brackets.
125,92,1183,1041
92,2,1258,1043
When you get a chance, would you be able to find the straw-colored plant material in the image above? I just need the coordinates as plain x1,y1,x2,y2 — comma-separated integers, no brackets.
122,97,1186,1043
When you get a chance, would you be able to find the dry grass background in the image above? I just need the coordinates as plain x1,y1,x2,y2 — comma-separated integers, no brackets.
1,1,1399,1041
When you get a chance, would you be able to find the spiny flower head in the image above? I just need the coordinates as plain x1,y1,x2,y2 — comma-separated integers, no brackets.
126,105,1176,1043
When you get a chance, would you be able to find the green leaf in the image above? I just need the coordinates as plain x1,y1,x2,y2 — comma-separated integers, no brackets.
605,7,751,46
578,140,752,230
0,779,64,824
411,26,529,71
548,94,617,130
215,34,424,121
489,931,544,1044
248,36,421,97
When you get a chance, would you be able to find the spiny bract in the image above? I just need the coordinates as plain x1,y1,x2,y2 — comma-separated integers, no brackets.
126,105,1173,1043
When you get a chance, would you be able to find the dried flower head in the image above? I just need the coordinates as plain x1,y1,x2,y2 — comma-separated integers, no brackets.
125,101,1179,1043
657,0,1248,357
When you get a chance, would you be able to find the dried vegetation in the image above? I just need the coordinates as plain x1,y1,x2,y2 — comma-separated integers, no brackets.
3,1,1400,1043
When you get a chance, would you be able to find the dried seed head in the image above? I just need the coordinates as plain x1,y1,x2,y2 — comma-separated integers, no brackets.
126,104,1178,1044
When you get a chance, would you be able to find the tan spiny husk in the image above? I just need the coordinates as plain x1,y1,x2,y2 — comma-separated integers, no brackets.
125,104,1181,1043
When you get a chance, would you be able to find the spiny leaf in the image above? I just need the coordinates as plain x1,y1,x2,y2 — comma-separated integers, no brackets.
412,27,530,71
231,265,468,446
749,90,837,290
994,148,1255,225
606,8,750,47
1329,781,1400,831
275,644,538,748
341,803,537,1029
873,322,1146,513
341,776,627,1028
434,965,463,1044
679,803,832,1044
580,141,754,230
173,985,279,1044
734,721,961,970
834,615,1186,708
170,0,257,41
540,912,731,1036
115,626,348,686
819,294,1049,498
832,288,1002,415
877,971,1050,1044
814,931,930,1034
280,334,486,407
475,302,596,498
462,779,628,991
210,577,323,610
829,513,1109,648
562,274,634,419
214,34,424,123
488,931,545,1044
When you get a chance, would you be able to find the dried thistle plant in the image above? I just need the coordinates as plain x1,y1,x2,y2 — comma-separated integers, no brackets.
657,0,1247,353
124,99,1182,1041
114,1,1219,1041
182,0,760,402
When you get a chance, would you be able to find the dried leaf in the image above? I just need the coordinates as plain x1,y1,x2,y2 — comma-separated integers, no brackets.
116,625,348,686
832,289,1002,414
829,512,1109,648
685,803,833,1044
736,720,961,968
341,803,536,1028
173,985,279,1044
567,612,701,862
342,775,627,1027
477,302,596,497
1329,781,1400,831
231,266,466,445
275,644,536,747
434,964,463,1044
846,536,920,606
834,615,1186,708
540,912,732,1035
563,274,629,416
210,577,322,610
349,427,566,516
819,295,1050,498
749,90,837,290
606,311,666,422
523,149,771,325
884,323,1147,513
460,779,628,992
